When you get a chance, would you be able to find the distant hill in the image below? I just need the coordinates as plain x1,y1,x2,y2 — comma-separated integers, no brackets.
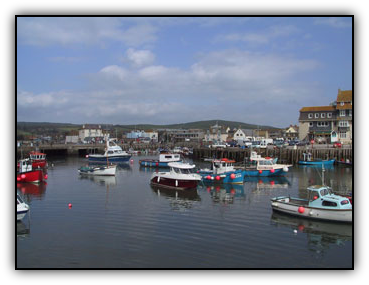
116,120,277,131
17,120,278,139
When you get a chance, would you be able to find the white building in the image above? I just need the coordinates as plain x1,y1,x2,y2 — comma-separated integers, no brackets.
79,124,103,141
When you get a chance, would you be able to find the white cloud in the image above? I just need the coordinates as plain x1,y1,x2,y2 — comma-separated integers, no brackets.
18,49,322,126
125,48,155,67
17,18,158,47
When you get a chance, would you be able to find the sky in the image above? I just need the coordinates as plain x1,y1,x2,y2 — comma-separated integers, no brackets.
16,16,352,127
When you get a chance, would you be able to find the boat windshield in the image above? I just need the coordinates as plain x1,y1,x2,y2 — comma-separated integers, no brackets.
259,160,273,166
172,167,194,174
320,187,333,196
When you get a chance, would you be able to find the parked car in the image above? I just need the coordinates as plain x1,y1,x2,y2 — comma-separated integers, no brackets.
288,140,299,146
297,140,309,146
333,142,342,148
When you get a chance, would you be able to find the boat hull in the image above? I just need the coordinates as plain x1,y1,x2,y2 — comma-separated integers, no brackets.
150,176,199,189
199,170,245,184
271,197,352,223
242,168,288,177
298,159,335,165
79,165,117,176
139,159,182,168
17,169,45,183
88,155,131,163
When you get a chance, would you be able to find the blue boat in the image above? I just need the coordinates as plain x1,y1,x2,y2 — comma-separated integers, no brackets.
241,151,292,177
87,139,131,163
139,153,181,168
198,158,245,184
298,152,335,165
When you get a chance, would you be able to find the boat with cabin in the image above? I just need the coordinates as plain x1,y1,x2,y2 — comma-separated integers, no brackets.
139,153,182,167
17,193,30,221
270,166,351,223
199,158,245,184
17,159,48,183
150,162,202,189
87,138,131,163
298,152,335,166
29,151,47,168
240,151,291,177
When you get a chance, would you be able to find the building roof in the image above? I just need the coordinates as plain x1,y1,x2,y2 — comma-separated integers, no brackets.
336,104,352,110
337,90,352,102
299,106,335,112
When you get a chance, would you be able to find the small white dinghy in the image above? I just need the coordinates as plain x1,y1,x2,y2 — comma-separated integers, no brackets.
17,194,30,221
78,164,117,176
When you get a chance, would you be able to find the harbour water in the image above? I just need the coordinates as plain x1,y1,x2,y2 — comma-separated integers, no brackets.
16,156,353,268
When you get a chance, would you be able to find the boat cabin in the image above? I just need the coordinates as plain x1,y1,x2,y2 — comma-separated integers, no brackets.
306,185,351,209
18,159,33,173
159,153,181,163
211,158,236,174
245,152,277,170
168,162,196,174
29,151,46,160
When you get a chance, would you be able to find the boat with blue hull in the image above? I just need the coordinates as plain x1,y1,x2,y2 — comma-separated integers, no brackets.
87,139,131,163
139,153,181,167
240,152,292,177
199,158,245,184
298,152,335,166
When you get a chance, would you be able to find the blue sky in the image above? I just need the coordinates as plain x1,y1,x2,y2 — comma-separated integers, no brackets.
16,16,352,127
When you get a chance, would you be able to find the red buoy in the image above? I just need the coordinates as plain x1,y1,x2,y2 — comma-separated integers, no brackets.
298,206,305,213
68,203,72,208
230,173,236,179
17,177,21,181
215,176,221,181
206,175,211,180
44,174,48,180
259,170,262,174
270,169,275,173
156,162,159,166
21,174,26,179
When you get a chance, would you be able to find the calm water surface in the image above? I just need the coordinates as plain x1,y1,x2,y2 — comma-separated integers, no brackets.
17,156,353,268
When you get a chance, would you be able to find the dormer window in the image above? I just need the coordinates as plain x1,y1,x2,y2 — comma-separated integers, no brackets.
327,113,332,118
315,113,319,118
321,113,325,118
308,113,313,119
340,102,344,106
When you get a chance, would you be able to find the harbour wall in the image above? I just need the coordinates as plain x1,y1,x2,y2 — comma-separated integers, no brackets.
17,143,352,165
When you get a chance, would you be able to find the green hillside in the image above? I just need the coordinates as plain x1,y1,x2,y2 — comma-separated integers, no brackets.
17,120,278,139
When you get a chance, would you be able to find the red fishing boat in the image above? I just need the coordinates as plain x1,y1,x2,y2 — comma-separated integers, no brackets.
17,159,48,183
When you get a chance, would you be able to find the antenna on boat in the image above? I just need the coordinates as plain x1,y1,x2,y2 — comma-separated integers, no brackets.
322,164,325,186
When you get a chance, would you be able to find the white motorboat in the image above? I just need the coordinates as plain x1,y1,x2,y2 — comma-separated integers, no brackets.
150,162,202,189
17,194,30,221
271,185,352,223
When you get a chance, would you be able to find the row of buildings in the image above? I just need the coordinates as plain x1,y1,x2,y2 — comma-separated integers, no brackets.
72,122,298,144
69,89,352,145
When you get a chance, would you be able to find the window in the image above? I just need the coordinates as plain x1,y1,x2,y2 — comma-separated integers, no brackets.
315,113,319,118
309,122,313,127
339,121,349,127
327,113,332,118
339,132,347,139
340,110,346,117
349,109,352,116
341,200,349,205
308,113,313,119
321,113,325,118
322,201,337,207
340,102,344,106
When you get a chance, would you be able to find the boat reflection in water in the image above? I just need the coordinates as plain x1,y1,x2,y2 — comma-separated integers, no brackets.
88,162,132,171
271,211,352,256
150,185,200,211
17,221,30,238
201,183,245,204
17,182,47,200
79,175,117,187
245,176,290,191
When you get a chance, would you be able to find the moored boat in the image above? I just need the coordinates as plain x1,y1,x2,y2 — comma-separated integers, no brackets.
140,153,181,167
17,193,30,221
199,158,245,184
240,152,291,177
78,164,117,176
17,159,48,183
298,152,335,165
150,162,201,189
87,138,131,163
271,185,352,223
